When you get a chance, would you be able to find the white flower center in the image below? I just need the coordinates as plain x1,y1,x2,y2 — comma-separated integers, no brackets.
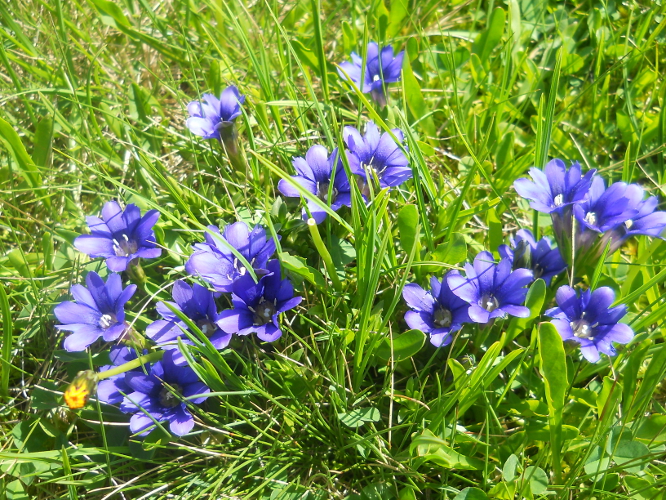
373,74,380,82
584,212,597,226
112,234,138,257
433,306,452,328
479,293,499,312
98,314,115,329
625,219,634,229
553,194,564,206
571,319,594,339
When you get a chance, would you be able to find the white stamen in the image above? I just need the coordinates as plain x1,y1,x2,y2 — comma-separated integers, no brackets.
625,219,634,229
554,194,564,206
584,212,597,226
373,74,380,82
99,314,114,329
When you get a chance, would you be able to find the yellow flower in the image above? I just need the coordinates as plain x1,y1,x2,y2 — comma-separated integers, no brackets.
64,370,97,410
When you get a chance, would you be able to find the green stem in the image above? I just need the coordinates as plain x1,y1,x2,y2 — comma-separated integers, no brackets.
97,350,164,381
307,218,342,293
127,260,147,287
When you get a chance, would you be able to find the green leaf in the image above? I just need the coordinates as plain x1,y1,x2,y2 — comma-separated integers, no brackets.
387,0,408,38
279,252,326,290
376,329,426,362
472,7,506,64
292,39,320,72
430,233,467,265
411,430,484,470
502,454,519,482
342,21,356,55
453,488,488,500
522,466,548,495
635,414,666,444
32,116,54,168
338,407,381,428
613,440,650,473
397,204,419,254
0,116,42,189
538,322,567,481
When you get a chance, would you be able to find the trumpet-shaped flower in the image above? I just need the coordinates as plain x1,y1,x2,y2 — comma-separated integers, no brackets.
498,229,566,286
54,272,136,352
119,350,209,436
344,121,411,190
278,145,352,224
74,201,161,272
403,273,471,347
186,86,245,140
514,159,596,214
185,222,277,293
545,286,633,363
216,260,302,342
146,280,231,365
338,42,404,106
447,251,533,324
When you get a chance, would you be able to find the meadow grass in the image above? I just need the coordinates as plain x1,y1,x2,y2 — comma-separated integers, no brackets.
2,0,666,498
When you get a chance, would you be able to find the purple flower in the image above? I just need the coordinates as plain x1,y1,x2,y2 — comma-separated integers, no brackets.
120,350,210,436
277,145,352,224
545,286,633,363
498,229,567,286
185,222,277,293
146,280,231,366
402,273,471,347
216,260,302,342
186,86,245,140
54,272,137,352
344,121,411,190
98,346,141,405
447,251,533,324
514,159,596,214
573,178,641,233
74,201,161,272
338,42,405,106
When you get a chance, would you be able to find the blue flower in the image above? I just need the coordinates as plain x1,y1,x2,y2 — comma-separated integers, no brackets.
54,272,137,352
545,286,633,363
514,159,596,214
74,201,161,272
216,260,302,342
498,229,567,286
402,273,471,347
98,346,141,405
120,350,210,436
186,86,245,140
447,251,533,324
185,222,277,293
146,280,231,366
277,145,352,224
343,121,411,190
338,42,405,107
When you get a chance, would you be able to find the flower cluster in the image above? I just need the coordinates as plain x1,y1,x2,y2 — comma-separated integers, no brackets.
515,158,666,267
56,195,301,435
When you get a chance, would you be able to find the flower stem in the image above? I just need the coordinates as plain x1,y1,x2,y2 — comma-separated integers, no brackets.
127,260,147,287
307,218,342,293
97,350,164,381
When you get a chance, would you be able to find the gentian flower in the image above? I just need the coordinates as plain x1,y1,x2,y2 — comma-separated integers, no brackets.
98,346,141,405
277,145,352,224
185,222,277,293
120,350,210,436
402,273,471,347
146,280,231,365
498,229,567,286
514,159,596,214
545,286,633,363
216,260,302,342
447,251,533,324
344,121,411,191
74,201,161,272
186,86,245,140
338,42,405,107
54,272,136,352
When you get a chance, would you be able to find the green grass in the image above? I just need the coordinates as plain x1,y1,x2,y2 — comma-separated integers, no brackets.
2,0,666,498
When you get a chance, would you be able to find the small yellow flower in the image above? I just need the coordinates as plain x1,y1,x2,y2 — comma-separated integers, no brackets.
64,370,97,410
